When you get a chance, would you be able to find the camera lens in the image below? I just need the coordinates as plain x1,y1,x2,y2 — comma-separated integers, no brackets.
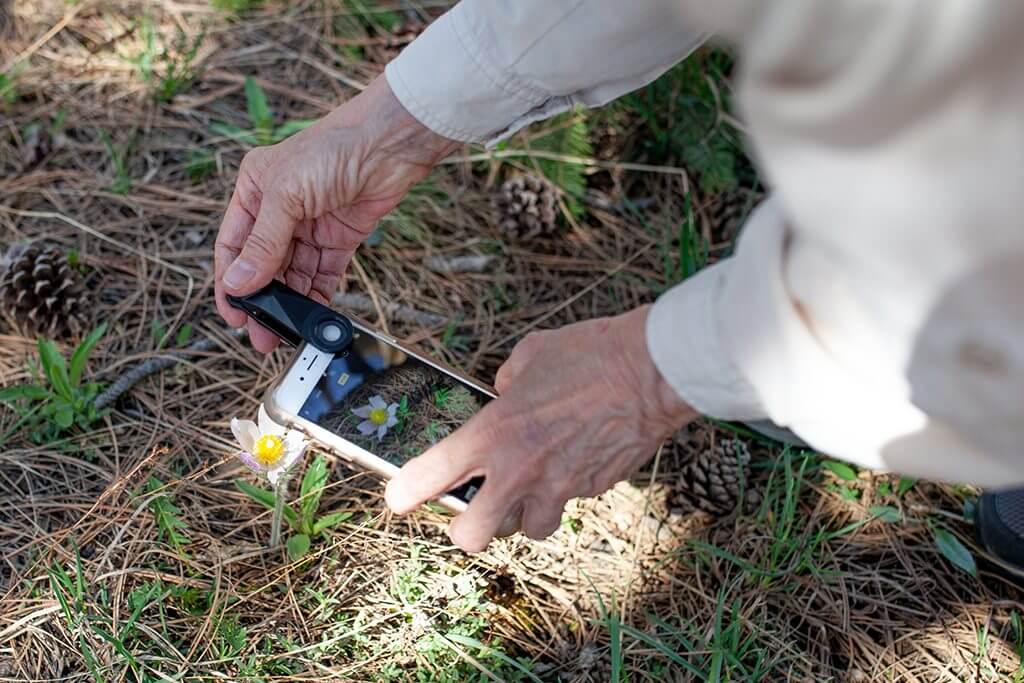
317,320,344,342
305,312,352,353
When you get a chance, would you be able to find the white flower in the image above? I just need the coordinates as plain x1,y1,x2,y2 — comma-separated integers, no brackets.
352,394,399,441
231,404,308,486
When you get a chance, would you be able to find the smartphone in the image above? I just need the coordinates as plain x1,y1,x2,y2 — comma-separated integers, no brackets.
264,318,494,512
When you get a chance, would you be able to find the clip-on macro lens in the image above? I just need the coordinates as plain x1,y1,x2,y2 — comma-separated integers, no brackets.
227,281,353,354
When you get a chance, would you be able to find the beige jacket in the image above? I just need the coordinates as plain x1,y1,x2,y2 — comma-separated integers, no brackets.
386,1,1024,486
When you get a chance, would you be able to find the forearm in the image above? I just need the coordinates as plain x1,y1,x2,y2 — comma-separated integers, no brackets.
386,0,707,145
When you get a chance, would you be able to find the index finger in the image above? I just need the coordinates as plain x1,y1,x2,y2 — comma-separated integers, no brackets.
214,189,257,328
385,401,506,515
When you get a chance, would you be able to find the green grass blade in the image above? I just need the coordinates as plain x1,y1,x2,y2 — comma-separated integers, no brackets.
444,633,543,683
244,76,274,135
211,121,258,146
619,623,707,679
69,323,107,388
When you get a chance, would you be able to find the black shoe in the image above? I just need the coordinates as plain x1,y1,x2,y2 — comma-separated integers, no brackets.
976,489,1024,576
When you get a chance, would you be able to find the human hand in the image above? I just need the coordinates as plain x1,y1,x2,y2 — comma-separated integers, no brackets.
214,75,459,351
384,306,699,552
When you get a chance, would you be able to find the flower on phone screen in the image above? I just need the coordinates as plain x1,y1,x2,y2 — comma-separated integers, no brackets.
231,404,308,485
352,395,399,441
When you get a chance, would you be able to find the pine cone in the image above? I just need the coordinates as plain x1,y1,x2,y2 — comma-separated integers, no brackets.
492,174,560,242
0,243,89,338
705,188,763,243
671,437,759,515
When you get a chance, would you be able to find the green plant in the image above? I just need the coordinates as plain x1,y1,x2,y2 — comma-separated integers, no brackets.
186,149,216,183
211,0,261,13
130,18,202,102
0,71,17,108
931,523,977,577
611,49,745,194
235,454,353,560
146,476,191,556
212,76,316,147
149,318,193,349
0,323,107,443
100,132,133,194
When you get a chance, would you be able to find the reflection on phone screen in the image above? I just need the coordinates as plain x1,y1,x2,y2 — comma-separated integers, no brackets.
298,332,487,502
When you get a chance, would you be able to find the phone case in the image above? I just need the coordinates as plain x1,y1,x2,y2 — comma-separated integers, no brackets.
263,312,496,514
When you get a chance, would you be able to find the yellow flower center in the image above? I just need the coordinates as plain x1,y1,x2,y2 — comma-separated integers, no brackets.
369,408,389,425
253,434,285,466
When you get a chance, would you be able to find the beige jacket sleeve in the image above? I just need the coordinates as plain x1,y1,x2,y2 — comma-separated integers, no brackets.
388,1,1024,487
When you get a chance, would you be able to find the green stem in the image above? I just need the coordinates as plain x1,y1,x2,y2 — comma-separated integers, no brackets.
269,477,288,548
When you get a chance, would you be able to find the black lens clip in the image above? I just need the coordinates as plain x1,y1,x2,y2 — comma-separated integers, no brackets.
227,281,353,353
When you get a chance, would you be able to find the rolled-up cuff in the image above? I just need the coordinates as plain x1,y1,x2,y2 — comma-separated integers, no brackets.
386,6,556,145
646,260,768,420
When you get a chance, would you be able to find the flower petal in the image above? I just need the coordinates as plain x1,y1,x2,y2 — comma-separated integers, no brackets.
387,404,398,417
258,404,286,436
357,420,377,435
231,418,258,452
385,415,399,429
272,443,307,476
237,450,265,474
352,406,372,419
376,424,387,441
369,395,386,410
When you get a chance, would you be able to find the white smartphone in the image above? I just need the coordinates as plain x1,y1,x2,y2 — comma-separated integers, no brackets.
263,318,495,512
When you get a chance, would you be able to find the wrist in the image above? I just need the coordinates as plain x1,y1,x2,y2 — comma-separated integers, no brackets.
617,305,699,430
325,75,460,168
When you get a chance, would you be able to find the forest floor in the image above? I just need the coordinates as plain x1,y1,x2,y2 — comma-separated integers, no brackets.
2,2,1023,681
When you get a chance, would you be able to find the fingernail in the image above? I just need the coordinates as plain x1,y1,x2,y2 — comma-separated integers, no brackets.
223,259,256,291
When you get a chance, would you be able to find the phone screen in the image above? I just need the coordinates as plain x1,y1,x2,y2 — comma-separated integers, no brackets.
297,331,488,502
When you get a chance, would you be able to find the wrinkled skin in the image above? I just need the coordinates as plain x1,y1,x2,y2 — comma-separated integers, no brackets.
214,76,458,352
215,76,698,551
386,307,697,552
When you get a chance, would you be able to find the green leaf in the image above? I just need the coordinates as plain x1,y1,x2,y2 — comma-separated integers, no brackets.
877,480,891,497
822,460,858,482
273,119,316,141
69,323,107,388
244,76,274,135
234,479,298,529
286,534,310,561
175,322,193,347
54,405,74,429
299,455,328,528
0,384,48,402
933,527,977,577
897,476,917,497
37,339,72,400
210,121,258,146
868,505,901,523
312,510,353,536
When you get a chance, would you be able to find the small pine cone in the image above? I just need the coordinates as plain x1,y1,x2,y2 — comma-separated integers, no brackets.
492,174,560,242
705,188,763,242
0,243,89,338
672,437,757,515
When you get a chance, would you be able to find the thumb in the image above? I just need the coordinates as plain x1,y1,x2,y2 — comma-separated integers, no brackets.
222,191,296,294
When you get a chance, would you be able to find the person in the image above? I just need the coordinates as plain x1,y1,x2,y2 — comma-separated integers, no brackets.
215,1,1024,567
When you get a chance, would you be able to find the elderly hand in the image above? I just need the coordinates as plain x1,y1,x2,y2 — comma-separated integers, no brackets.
384,306,698,552
214,76,458,351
